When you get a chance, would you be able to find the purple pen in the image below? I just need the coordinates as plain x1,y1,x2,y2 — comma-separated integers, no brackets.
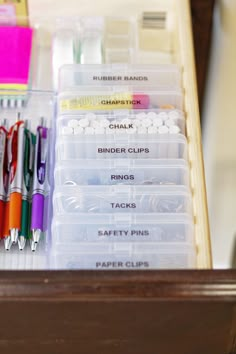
31,119,49,247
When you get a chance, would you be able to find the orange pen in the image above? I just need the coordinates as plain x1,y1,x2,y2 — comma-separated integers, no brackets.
8,118,25,244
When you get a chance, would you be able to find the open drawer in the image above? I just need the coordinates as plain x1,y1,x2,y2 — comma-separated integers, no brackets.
1,2,236,354
0,0,211,270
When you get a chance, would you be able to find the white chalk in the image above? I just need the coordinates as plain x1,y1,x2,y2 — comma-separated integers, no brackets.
68,119,79,128
157,112,168,121
158,125,169,134
153,117,163,127
74,126,84,135
62,126,74,135
85,112,97,120
84,126,95,135
79,118,90,128
168,110,181,119
148,126,158,134
146,111,157,119
90,119,101,128
141,118,152,128
100,118,110,128
165,118,175,127
169,125,180,134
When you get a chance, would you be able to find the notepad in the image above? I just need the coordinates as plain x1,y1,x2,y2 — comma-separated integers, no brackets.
0,26,33,90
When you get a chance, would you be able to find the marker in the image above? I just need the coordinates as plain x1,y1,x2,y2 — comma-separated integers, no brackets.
18,123,36,250
8,117,25,244
0,121,8,240
60,93,150,111
31,118,49,246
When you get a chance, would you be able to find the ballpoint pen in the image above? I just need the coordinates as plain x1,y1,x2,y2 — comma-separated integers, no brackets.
0,120,8,240
31,118,49,249
8,116,25,244
18,122,36,250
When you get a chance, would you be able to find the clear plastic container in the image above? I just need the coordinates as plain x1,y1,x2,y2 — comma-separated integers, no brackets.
54,159,190,186
58,63,181,91
55,134,188,160
0,90,54,254
57,109,185,136
58,87,184,112
51,243,197,269
51,213,194,246
53,185,192,214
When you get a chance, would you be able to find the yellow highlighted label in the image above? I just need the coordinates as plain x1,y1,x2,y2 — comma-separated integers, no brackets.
60,93,136,112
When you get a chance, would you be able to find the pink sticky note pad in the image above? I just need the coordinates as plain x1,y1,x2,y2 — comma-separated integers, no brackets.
0,26,33,85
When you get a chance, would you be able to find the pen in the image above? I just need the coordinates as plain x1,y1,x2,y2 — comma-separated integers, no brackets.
18,122,36,250
8,116,25,244
0,120,8,240
31,118,49,248
0,121,11,250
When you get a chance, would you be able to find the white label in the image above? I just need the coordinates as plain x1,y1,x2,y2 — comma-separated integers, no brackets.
95,261,150,269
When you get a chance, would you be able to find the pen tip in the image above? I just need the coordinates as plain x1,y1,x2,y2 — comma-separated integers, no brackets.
30,240,37,252
4,237,12,251
32,229,41,244
18,236,26,251
10,229,19,244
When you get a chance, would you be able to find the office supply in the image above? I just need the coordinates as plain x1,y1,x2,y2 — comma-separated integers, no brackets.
19,122,36,250
0,4,16,26
54,159,190,187
56,133,187,160
58,110,185,135
80,17,104,64
0,0,28,26
59,89,183,112
59,64,181,89
0,120,8,239
52,29,76,91
60,93,150,111
0,25,33,107
53,185,191,214
31,118,49,247
8,117,25,245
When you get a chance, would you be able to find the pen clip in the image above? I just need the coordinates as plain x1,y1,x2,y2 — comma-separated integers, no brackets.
37,126,48,184
26,129,35,173
0,125,9,195
8,121,24,183
24,128,35,190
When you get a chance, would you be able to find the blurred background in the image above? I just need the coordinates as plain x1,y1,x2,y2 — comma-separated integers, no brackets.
203,0,236,268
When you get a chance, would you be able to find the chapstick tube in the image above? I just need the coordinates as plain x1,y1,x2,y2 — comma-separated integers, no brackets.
60,93,150,111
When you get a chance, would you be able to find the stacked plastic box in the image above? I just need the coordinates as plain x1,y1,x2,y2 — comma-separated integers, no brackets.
52,64,196,269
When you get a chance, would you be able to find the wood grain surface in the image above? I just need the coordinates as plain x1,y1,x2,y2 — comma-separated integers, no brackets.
0,270,235,354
